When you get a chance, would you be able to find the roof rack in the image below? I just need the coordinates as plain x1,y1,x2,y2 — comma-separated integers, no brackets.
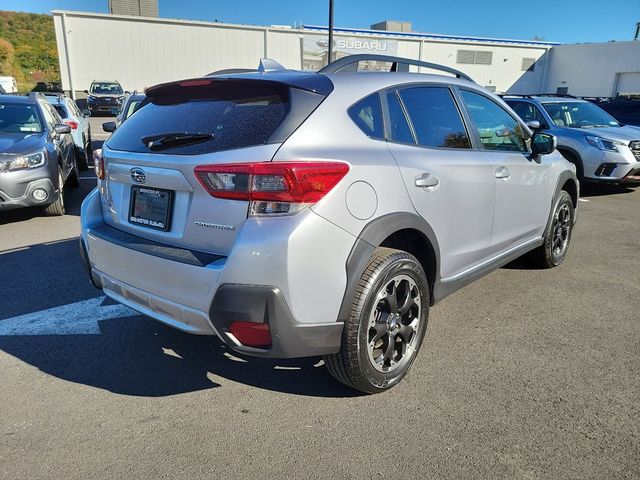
536,93,578,98
319,54,475,82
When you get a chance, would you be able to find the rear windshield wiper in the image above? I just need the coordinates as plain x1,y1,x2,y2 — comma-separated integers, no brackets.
142,132,214,151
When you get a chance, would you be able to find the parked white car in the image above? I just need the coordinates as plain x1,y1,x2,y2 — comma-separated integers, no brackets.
0,76,18,94
45,94,92,170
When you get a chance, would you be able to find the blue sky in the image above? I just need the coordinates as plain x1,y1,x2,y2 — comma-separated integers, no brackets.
2,0,639,44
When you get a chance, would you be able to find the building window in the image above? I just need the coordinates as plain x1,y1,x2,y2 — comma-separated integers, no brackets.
457,50,493,65
522,58,536,72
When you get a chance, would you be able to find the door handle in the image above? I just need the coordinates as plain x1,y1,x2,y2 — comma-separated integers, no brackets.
494,166,511,179
415,172,439,188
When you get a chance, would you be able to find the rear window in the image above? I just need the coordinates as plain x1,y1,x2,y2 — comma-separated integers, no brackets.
107,81,292,155
53,105,68,118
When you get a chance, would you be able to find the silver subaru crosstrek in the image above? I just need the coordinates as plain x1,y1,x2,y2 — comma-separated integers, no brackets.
80,55,578,393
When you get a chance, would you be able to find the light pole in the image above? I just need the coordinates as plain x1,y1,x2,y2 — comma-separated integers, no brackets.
328,0,334,64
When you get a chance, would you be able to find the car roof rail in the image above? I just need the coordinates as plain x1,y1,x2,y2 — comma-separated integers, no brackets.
500,94,533,99
319,54,475,82
535,93,578,98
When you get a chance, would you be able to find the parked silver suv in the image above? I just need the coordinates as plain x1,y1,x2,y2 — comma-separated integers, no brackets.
505,95,640,185
80,56,578,393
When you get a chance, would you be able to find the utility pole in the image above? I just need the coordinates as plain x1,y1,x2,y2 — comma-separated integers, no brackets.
328,0,334,64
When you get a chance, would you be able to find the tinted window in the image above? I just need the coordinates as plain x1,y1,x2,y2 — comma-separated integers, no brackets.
0,103,43,133
386,92,414,144
39,103,57,129
348,93,384,139
460,90,528,152
508,101,547,127
107,81,291,155
399,87,470,149
53,105,68,118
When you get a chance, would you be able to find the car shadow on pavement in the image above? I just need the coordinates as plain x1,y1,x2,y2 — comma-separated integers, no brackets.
0,239,360,398
580,183,636,197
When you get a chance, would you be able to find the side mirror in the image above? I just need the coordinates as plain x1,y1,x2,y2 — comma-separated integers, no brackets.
526,120,541,130
531,132,557,156
83,89,89,94
82,109,91,117
54,124,72,135
102,121,117,133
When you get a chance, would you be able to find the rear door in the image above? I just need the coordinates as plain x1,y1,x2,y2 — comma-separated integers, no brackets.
100,78,326,256
458,89,553,252
384,85,496,280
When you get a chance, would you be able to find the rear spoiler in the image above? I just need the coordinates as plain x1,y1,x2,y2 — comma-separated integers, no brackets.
146,72,333,98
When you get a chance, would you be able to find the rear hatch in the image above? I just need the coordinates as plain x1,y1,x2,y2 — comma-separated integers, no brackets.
100,75,331,255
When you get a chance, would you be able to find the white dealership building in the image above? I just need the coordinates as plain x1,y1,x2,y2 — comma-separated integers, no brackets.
52,10,640,98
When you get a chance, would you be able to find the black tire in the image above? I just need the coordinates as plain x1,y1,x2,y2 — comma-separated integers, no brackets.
43,167,66,216
530,190,574,268
323,247,430,394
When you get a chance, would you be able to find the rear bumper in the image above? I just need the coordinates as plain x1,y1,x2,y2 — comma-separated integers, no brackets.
79,189,346,358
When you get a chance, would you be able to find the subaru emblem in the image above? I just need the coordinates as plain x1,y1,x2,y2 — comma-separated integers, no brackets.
130,168,146,184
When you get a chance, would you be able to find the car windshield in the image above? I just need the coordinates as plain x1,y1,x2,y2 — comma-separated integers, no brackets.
0,103,43,133
90,82,123,95
542,101,620,128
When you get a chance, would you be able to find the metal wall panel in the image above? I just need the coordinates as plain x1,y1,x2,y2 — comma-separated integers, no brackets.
543,41,640,96
53,11,552,97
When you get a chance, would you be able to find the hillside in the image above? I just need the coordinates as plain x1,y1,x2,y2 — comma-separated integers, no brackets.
0,10,59,92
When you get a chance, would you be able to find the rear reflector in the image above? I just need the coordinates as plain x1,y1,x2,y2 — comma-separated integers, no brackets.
194,161,349,213
229,321,272,348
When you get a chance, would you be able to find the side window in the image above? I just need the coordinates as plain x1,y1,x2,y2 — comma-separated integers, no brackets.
53,105,68,119
68,100,81,117
386,92,414,144
509,101,547,127
39,102,56,129
48,104,63,124
348,93,384,139
460,90,528,152
398,86,470,149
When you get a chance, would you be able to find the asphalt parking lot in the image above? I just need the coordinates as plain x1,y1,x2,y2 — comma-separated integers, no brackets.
0,119,638,479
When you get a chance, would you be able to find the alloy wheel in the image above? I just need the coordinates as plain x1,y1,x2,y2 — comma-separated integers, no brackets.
552,203,571,258
366,274,421,373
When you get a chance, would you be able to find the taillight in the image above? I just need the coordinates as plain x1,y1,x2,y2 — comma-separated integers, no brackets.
229,321,271,348
64,120,78,130
93,149,105,180
194,161,349,216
